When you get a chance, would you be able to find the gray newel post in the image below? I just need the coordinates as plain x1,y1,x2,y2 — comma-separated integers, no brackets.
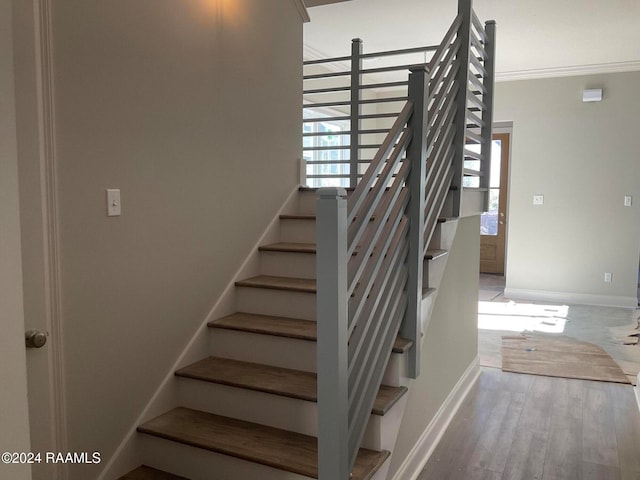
452,0,473,217
479,20,496,211
350,39,363,189
316,187,350,479
402,67,429,379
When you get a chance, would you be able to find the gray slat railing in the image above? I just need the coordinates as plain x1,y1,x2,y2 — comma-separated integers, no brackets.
314,0,496,478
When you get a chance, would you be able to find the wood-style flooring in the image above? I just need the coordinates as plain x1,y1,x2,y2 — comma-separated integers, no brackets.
419,368,640,480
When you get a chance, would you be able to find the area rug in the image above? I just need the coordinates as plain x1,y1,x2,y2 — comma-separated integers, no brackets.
502,333,631,384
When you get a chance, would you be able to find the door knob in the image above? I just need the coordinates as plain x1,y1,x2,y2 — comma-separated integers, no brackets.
25,330,47,349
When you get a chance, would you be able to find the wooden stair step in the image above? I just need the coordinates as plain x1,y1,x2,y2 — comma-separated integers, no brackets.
280,214,317,220
138,407,389,480
422,287,437,300
235,275,316,293
280,213,376,223
209,312,413,354
258,242,363,257
281,213,450,224
259,242,316,254
176,356,407,416
118,465,189,480
425,249,447,261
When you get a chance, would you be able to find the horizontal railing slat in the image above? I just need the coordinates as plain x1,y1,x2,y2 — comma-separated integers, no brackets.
303,71,351,80
304,86,351,95
427,14,463,74
303,115,350,123
348,209,408,339
464,147,483,161
470,55,488,78
348,102,413,223
347,132,411,261
361,44,438,59
467,92,487,111
303,55,351,66
471,11,487,43
360,81,409,90
427,38,462,103
468,71,487,94
348,184,409,317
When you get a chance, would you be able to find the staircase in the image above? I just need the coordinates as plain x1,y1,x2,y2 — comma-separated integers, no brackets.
115,187,459,480
109,0,495,478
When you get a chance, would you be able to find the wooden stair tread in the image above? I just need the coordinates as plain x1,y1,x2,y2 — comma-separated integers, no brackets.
138,407,389,480
176,356,407,415
209,312,413,354
425,249,447,260
279,214,376,222
235,275,316,293
280,214,316,220
422,287,437,300
259,242,316,254
118,466,189,480
258,242,362,257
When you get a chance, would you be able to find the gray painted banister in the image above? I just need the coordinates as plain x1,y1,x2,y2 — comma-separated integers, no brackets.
313,1,496,476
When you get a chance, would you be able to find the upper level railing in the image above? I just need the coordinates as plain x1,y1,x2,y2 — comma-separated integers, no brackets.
314,0,496,478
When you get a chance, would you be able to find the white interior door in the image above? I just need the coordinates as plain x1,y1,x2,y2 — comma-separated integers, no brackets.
10,1,64,478
1,1,33,477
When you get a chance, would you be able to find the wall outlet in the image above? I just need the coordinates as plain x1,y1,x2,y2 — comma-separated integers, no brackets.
604,272,612,283
533,194,544,206
624,195,632,207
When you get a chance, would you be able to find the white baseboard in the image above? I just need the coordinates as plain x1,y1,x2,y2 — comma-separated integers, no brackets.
391,356,481,480
635,373,640,415
503,287,638,309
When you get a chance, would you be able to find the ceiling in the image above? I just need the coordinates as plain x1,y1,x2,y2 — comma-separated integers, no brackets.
303,0,640,81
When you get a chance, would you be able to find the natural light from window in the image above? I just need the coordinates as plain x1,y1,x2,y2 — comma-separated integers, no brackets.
478,300,570,333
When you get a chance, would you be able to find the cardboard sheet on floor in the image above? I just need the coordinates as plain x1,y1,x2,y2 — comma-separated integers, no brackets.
501,334,631,384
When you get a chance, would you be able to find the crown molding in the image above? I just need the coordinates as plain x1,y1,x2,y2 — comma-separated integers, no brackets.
292,0,310,23
496,60,640,82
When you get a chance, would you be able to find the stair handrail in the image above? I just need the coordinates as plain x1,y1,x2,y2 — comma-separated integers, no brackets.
315,0,496,477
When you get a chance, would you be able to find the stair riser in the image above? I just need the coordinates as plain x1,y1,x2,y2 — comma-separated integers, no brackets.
175,378,395,451
425,255,447,290
236,287,316,321
279,219,316,244
140,435,310,480
209,329,404,386
429,219,458,251
297,190,318,214
260,251,316,279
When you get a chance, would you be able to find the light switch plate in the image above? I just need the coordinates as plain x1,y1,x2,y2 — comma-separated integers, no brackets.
624,195,632,207
106,189,121,216
533,195,544,206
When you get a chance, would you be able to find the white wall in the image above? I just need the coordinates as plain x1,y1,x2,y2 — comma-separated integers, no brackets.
39,1,302,478
389,215,480,477
495,72,640,307
0,0,32,478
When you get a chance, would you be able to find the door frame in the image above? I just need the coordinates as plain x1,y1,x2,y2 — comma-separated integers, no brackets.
481,122,513,275
13,1,67,477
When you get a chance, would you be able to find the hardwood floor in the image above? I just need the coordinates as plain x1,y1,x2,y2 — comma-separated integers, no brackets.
419,368,640,480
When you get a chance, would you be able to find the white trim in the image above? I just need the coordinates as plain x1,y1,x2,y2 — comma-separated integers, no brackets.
98,185,302,480
496,60,640,82
503,287,638,309
291,0,310,23
391,357,481,480
34,1,68,477
635,373,640,415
